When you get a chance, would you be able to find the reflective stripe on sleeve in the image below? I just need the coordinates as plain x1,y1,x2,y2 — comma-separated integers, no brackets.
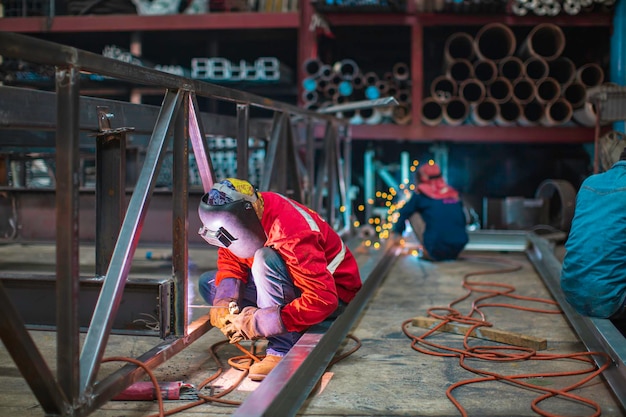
277,193,344,273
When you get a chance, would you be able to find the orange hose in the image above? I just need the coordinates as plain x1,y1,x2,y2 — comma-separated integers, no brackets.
114,333,361,417
402,255,612,417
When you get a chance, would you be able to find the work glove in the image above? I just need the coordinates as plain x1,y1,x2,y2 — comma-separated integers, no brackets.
210,278,243,330
222,306,286,344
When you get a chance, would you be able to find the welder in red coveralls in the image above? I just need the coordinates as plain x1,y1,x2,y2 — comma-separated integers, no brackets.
197,178,362,381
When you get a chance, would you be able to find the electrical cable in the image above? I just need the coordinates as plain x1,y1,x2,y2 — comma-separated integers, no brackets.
105,333,361,416
402,255,612,417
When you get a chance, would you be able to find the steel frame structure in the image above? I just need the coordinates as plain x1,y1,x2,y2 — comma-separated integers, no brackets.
2,31,621,417
0,31,355,416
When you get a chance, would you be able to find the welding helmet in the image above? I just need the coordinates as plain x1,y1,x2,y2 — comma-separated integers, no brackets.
198,179,266,259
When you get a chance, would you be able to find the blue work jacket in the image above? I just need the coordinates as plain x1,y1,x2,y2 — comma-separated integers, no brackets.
560,160,626,318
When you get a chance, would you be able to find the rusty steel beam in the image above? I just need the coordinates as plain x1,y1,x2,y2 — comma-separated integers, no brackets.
0,86,271,139
0,274,171,337
55,64,82,405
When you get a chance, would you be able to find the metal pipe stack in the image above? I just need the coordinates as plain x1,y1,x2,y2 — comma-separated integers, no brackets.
302,58,411,124
510,0,615,16
414,0,615,15
422,22,610,127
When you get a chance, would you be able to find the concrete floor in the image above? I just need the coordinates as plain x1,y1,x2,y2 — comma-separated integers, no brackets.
0,242,624,417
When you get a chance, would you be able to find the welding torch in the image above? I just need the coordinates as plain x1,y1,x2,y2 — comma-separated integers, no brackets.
194,302,260,362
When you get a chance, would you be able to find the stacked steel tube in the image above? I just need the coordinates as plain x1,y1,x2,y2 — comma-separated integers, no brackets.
301,58,411,125
422,22,609,127
414,0,614,15
510,0,615,16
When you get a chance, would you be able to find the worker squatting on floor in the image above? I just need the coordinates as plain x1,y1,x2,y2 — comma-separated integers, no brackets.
195,178,362,381
391,161,468,261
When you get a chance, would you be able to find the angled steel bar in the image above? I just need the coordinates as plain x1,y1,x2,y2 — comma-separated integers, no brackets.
172,94,189,336
317,97,399,114
237,103,250,180
188,94,216,193
55,65,82,405
79,89,183,392
0,281,69,415
234,240,401,417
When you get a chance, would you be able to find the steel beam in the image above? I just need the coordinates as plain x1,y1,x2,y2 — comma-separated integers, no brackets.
172,95,189,336
0,86,270,140
55,64,82,405
0,274,171,337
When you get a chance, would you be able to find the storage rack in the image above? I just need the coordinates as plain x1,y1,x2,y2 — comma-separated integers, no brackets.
0,4,614,143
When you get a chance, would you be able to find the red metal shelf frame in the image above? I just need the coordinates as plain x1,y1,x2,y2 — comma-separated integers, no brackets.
321,12,611,27
348,124,599,143
0,12,300,32
0,8,613,142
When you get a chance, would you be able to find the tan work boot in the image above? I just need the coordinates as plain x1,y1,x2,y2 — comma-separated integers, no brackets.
248,354,282,381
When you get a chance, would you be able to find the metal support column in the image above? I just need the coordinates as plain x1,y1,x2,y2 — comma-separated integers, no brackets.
400,151,410,185
236,103,250,180
172,94,189,336
95,107,130,277
56,65,82,408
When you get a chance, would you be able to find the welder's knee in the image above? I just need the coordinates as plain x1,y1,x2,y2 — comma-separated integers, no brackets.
252,247,285,273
